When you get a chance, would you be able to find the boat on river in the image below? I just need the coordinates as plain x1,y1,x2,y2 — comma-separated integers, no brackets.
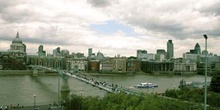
134,82,158,88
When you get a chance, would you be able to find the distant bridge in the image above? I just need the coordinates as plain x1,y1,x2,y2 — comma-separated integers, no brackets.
29,65,139,95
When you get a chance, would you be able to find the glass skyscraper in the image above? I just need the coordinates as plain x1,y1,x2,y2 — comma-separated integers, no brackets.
167,40,174,59
194,43,201,54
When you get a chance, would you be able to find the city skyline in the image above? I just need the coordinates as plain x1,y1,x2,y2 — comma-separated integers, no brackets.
0,0,219,57
3,33,214,58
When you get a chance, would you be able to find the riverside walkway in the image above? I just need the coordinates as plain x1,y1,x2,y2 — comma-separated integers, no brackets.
30,65,139,95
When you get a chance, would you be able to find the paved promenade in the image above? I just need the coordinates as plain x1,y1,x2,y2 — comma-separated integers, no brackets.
1,105,63,110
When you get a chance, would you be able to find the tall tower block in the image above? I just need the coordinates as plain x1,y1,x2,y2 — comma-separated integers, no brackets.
167,40,174,59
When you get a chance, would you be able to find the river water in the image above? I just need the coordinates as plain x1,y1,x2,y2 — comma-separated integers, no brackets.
0,73,211,106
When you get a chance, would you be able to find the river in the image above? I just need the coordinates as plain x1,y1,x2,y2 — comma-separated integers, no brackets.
0,72,211,106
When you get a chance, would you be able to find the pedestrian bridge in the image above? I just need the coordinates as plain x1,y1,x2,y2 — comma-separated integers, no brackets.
29,65,139,95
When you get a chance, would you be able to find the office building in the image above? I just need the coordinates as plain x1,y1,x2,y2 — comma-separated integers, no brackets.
137,50,147,60
194,43,201,54
53,47,61,56
156,49,166,61
38,45,46,56
61,50,70,56
167,40,174,59
112,56,127,73
96,51,104,61
88,48,92,58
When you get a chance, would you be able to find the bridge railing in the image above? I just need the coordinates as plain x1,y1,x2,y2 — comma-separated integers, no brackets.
29,65,141,95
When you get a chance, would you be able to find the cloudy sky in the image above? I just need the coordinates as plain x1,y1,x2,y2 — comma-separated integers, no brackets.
0,0,219,57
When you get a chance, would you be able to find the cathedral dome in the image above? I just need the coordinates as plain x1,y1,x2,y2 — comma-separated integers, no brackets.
12,32,22,44
12,37,22,43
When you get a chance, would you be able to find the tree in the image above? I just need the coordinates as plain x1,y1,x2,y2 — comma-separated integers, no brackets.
65,94,82,110
64,93,208,110
210,74,220,92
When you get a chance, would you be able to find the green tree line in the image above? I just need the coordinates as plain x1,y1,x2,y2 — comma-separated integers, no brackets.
165,87,220,108
64,93,206,110
164,73,220,109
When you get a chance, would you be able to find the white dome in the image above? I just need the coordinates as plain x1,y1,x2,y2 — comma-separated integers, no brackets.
12,37,22,43
12,32,22,44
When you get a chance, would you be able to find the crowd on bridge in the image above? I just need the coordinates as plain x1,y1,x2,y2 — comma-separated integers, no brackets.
65,70,139,95
68,71,119,92
36,66,140,95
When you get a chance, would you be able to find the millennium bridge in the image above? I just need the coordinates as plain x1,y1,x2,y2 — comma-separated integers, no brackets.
29,65,139,95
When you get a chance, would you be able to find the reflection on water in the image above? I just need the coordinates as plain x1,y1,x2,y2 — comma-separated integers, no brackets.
0,73,210,106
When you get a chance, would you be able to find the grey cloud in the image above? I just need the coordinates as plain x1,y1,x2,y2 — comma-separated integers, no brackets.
147,21,185,33
25,26,73,45
1,8,35,23
0,1,20,10
0,1,57,24
0,25,71,46
115,1,220,40
0,35,13,41
87,0,111,7
0,32,70,46
23,35,95,48
198,1,220,16
206,29,220,37
127,15,188,39
0,1,39,23
24,37,72,46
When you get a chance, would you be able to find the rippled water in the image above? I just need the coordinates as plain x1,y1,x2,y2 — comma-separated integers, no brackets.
0,73,211,106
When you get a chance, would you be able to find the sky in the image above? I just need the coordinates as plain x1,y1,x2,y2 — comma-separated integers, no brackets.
0,0,219,57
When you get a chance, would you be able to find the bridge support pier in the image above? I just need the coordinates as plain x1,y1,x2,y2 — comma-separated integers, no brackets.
33,69,38,76
61,78,70,101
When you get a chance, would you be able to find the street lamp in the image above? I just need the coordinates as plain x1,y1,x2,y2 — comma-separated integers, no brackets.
81,92,83,98
80,92,83,110
203,34,208,110
58,72,60,107
33,94,36,109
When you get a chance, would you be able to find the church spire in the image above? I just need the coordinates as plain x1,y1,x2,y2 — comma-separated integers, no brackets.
16,31,19,38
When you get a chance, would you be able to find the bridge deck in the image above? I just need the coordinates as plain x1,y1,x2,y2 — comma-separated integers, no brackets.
31,65,139,95
64,72,114,93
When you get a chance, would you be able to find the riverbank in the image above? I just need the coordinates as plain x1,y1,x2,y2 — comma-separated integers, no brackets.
0,70,57,76
80,71,198,77
0,69,198,77
0,70,32,75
